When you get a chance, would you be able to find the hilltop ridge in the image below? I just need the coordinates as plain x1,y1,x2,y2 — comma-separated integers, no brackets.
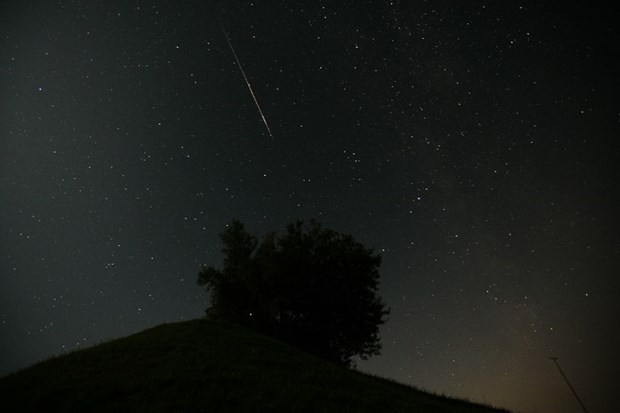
0,319,510,412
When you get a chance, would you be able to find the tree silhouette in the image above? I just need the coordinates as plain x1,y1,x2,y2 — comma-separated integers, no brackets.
198,219,389,366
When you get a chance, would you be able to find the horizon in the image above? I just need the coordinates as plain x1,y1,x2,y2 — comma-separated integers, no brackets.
1,2,618,412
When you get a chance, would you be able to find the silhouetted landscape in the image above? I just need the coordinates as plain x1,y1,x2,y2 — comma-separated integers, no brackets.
2,2,617,412
0,320,511,412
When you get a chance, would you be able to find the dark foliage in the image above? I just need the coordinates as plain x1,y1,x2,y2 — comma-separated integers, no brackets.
197,220,390,366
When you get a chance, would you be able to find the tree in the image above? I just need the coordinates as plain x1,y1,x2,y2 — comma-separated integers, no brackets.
198,219,389,366
197,220,259,323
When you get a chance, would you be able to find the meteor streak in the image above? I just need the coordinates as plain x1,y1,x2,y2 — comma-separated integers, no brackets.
222,26,274,139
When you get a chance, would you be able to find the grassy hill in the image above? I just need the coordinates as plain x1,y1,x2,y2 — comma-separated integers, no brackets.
0,319,510,412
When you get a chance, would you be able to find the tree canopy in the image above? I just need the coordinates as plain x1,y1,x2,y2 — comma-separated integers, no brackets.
197,219,389,366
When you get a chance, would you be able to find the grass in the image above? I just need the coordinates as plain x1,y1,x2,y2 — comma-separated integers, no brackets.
0,319,510,412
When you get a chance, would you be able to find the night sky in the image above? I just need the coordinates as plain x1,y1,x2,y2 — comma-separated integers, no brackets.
1,2,618,412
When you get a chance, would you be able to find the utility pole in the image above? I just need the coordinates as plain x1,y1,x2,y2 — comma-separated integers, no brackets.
549,357,589,413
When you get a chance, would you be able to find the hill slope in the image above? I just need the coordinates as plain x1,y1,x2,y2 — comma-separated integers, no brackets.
0,319,509,412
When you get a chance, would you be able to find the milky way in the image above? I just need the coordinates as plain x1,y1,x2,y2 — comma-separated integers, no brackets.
1,2,618,412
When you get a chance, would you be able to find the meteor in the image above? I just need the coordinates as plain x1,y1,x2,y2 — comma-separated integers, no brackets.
222,26,274,139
